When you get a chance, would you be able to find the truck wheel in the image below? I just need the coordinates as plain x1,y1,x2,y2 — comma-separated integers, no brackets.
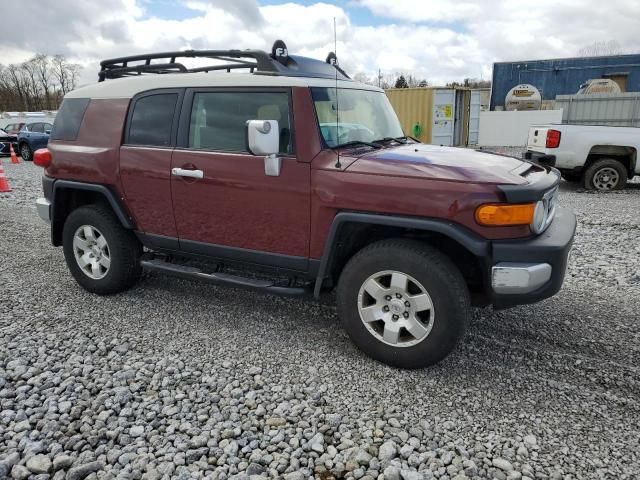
583,158,627,191
336,239,470,369
62,204,142,295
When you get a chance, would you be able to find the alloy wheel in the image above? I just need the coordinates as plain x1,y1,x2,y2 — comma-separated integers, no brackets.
357,270,435,347
73,225,111,280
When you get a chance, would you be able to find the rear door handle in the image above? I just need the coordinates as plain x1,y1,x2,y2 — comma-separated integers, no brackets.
172,167,203,179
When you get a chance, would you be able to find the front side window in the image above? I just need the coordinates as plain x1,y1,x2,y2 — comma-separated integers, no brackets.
31,123,44,133
311,87,404,148
188,91,293,154
127,93,177,147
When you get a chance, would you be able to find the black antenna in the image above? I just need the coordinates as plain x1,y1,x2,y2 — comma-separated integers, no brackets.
333,17,341,169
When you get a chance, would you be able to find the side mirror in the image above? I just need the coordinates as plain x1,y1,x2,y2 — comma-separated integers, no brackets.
45,130,51,135
247,120,281,177
247,120,279,156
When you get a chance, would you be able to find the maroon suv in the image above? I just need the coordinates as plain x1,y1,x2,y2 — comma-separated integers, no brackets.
35,41,575,368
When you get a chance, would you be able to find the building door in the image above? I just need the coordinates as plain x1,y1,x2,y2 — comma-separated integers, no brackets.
467,90,481,146
431,89,455,146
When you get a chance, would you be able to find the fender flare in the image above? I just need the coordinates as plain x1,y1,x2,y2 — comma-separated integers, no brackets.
51,180,135,229
313,212,490,298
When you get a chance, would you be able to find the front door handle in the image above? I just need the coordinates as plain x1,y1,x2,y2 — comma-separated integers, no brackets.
172,167,203,179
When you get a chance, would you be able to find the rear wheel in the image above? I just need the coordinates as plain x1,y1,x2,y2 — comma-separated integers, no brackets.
20,143,32,161
583,158,627,191
62,204,142,294
336,239,470,369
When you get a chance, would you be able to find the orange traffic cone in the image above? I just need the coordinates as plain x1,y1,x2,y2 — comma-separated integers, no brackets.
10,144,20,164
0,163,12,192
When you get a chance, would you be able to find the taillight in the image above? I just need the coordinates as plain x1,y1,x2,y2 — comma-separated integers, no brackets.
545,129,561,148
33,148,52,168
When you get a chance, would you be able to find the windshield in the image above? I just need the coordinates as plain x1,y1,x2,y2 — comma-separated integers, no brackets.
311,87,404,148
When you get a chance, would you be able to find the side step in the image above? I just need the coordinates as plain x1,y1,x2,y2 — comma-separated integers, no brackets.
140,258,309,297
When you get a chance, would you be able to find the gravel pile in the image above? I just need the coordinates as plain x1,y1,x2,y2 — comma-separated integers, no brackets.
1,160,639,480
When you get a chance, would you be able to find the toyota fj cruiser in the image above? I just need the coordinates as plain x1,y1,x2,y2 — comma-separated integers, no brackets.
34,41,576,368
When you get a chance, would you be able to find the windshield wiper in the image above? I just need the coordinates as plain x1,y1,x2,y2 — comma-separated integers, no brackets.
332,140,382,150
372,136,411,144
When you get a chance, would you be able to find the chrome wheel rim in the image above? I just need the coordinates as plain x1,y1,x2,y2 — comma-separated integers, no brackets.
21,145,30,160
593,167,619,190
357,270,435,347
73,225,111,279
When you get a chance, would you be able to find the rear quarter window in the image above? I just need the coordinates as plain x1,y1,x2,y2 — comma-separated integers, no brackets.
51,98,90,141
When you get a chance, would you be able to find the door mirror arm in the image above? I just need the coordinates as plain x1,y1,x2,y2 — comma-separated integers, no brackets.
264,154,281,177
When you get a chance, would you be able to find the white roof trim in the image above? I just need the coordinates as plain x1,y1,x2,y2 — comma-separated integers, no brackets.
66,72,382,99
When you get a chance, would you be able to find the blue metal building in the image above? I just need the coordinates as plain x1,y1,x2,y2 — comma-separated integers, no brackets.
490,54,640,110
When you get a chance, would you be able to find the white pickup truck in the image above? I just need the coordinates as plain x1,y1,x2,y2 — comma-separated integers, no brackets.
524,124,639,191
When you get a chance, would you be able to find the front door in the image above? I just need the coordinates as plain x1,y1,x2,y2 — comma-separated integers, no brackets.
171,89,311,271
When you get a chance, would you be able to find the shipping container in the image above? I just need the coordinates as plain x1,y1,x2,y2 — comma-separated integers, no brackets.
386,87,482,146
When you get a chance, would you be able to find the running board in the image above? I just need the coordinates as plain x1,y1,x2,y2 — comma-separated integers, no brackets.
140,258,308,296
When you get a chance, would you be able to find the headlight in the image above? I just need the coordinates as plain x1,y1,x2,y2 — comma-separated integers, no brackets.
531,200,547,234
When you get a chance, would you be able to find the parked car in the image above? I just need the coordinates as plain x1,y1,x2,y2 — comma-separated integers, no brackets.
34,41,576,368
3,122,25,135
524,124,640,191
0,128,18,156
17,121,53,161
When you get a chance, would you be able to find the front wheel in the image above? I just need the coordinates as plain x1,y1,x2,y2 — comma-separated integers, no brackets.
62,204,142,294
20,143,32,161
336,239,470,369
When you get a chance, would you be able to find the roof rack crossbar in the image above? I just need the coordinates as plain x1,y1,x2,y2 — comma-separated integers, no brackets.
98,49,278,81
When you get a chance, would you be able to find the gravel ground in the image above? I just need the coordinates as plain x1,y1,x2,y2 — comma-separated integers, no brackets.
0,158,639,480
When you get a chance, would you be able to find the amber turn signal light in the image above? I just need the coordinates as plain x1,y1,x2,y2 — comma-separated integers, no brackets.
475,203,535,226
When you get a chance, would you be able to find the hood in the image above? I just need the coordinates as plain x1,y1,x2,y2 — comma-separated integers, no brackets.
345,144,530,185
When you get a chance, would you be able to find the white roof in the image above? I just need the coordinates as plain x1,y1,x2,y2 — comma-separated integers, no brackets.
66,72,381,99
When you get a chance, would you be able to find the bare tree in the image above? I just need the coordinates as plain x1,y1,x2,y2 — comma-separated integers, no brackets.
34,54,53,110
0,54,82,111
577,40,624,57
52,55,80,97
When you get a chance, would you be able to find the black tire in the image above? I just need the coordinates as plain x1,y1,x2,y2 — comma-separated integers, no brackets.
19,143,32,161
62,204,142,295
336,239,470,369
583,158,627,191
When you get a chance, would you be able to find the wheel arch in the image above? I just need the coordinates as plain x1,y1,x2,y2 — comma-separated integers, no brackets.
50,180,135,246
585,145,637,177
313,212,490,301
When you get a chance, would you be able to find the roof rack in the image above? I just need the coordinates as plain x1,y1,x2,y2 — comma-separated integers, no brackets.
98,40,350,82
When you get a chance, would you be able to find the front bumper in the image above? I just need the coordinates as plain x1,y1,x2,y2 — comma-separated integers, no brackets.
36,198,51,223
524,150,556,167
0,140,17,155
490,207,576,308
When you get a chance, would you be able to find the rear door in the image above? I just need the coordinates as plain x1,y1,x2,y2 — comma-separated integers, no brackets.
119,90,182,245
170,88,311,270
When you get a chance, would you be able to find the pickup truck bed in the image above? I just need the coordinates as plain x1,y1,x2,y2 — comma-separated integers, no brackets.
525,124,639,191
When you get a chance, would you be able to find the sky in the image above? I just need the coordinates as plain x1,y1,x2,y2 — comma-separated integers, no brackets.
1,0,639,86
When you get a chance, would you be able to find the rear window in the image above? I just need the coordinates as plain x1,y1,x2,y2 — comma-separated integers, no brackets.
126,93,177,147
51,98,90,141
